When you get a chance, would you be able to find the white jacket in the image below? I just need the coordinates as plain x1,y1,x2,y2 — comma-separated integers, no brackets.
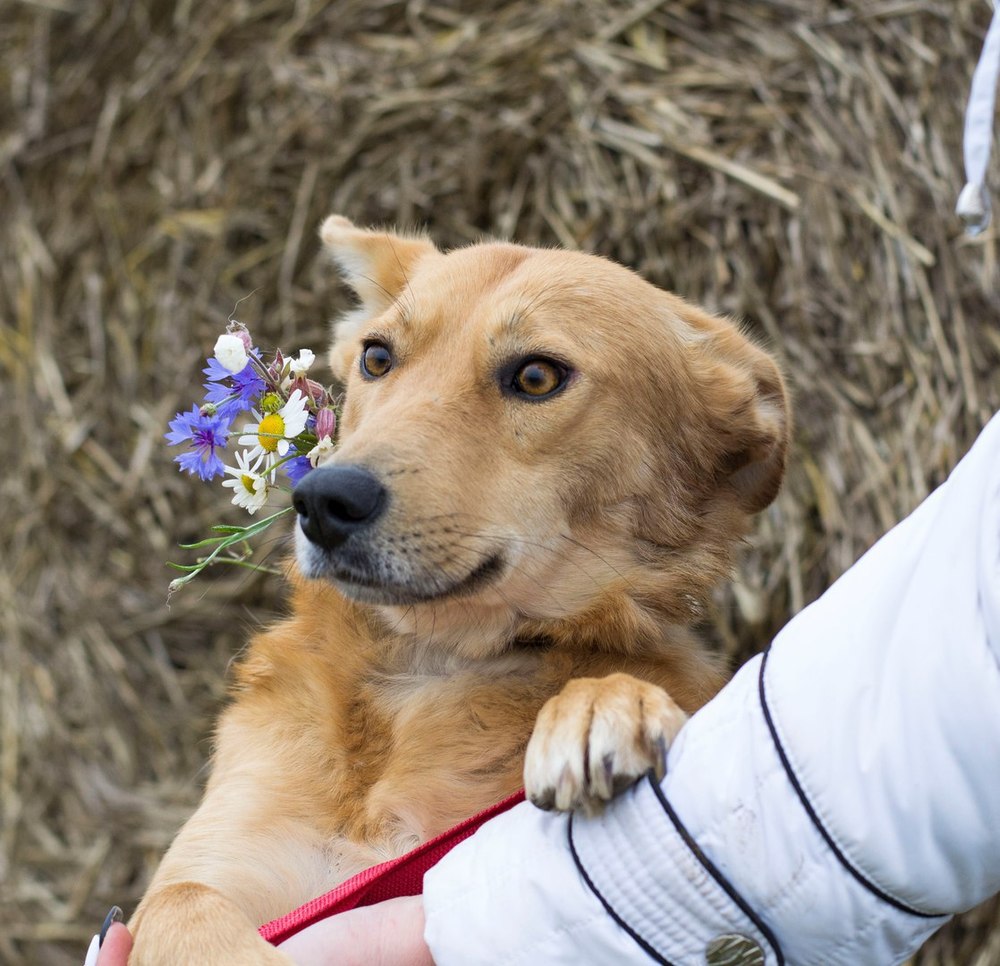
423,411,1000,966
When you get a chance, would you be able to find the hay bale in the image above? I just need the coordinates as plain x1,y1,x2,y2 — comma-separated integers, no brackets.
1,1,998,961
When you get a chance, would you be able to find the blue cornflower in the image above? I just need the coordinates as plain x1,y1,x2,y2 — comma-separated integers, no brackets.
283,449,313,486
165,406,231,480
202,355,267,420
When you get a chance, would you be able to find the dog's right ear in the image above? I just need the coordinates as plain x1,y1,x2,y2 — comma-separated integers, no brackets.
320,215,438,381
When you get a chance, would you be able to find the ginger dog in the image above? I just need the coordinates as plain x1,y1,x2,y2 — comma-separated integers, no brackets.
129,217,789,964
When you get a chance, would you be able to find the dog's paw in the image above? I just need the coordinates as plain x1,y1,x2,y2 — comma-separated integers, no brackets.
524,673,687,815
129,883,294,966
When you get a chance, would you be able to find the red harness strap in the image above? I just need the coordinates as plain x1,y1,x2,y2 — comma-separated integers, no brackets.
259,790,525,946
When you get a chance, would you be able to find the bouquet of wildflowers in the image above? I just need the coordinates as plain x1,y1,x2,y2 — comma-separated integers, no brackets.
164,322,338,594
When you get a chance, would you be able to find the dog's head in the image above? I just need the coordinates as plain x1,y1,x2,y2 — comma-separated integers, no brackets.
293,216,788,655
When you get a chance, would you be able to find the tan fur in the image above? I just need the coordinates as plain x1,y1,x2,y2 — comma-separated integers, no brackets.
129,218,789,964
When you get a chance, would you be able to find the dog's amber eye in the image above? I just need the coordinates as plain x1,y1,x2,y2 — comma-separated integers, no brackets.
361,343,393,379
511,359,566,399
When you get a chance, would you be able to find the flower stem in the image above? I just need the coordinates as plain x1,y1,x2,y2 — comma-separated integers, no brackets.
167,505,295,599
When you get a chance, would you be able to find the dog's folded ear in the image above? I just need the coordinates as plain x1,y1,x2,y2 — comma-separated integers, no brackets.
716,351,788,514
320,215,439,381
683,308,790,515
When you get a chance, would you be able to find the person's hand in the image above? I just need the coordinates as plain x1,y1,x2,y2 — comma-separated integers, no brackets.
83,914,131,966
279,895,433,966
83,895,431,966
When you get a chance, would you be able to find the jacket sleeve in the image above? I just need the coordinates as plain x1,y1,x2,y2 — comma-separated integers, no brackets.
422,412,1000,966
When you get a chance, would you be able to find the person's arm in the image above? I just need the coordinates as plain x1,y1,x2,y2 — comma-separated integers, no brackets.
423,412,1000,966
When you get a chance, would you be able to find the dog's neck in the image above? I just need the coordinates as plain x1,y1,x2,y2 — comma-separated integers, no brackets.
358,586,724,715
283,567,723,711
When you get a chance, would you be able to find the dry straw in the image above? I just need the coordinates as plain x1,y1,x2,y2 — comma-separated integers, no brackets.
2,1,999,962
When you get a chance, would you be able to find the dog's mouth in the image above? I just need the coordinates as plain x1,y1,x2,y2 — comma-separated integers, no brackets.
300,545,506,606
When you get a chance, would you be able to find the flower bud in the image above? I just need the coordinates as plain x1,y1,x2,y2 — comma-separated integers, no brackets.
199,401,218,417
268,349,285,383
260,392,283,414
316,407,337,441
289,375,327,406
225,323,254,354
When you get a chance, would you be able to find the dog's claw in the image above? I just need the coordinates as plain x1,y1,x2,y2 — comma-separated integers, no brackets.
653,734,669,780
593,752,614,800
529,787,556,811
524,674,687,815
555,765,577,812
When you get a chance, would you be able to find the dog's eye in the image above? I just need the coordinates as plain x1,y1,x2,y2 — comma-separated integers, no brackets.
361,343,393,379
511,359,567,399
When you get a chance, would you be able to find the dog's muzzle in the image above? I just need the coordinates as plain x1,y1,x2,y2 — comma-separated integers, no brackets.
292,464,387,551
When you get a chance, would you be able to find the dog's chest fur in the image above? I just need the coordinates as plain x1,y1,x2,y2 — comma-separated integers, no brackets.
323,657,545,847
227,593,715,899
230,610,555,882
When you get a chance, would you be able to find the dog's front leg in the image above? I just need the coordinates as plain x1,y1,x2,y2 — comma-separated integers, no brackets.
524,673,688,816
129,714,330,965
129,877,292,966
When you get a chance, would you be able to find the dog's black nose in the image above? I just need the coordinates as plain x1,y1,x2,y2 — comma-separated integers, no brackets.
292,465,387,549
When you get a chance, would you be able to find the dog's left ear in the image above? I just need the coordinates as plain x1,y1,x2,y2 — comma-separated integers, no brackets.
320,215,439,380
685,309,790,514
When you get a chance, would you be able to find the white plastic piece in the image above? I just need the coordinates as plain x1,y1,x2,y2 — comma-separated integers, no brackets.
957,6,1000,234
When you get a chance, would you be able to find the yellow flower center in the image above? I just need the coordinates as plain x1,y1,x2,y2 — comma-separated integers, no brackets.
257,413,285,452
240,474,257,494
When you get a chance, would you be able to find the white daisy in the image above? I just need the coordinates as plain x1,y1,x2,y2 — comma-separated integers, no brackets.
238,389,309,466
214,333,249,373
222,450,271,514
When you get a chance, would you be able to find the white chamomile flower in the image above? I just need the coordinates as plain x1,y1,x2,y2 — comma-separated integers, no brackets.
288,348,316,377
307,436,336,468
222,450,271,514
238,389,309,466
214,333,249,373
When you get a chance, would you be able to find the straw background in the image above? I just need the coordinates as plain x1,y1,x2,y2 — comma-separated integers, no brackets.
2,0,999,962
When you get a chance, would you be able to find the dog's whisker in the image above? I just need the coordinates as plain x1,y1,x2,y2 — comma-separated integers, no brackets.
552,531,638,594
443,537,571,614
446,510,637,592
356,271,398,307
408,539,527,616
436,523,622,595
382,603,417,638
386,238,418,319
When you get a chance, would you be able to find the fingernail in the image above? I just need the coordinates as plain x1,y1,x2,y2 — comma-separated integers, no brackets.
84,934,100,966
99,906,124,947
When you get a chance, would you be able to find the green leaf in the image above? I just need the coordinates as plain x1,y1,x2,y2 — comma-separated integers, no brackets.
167,505,295,599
